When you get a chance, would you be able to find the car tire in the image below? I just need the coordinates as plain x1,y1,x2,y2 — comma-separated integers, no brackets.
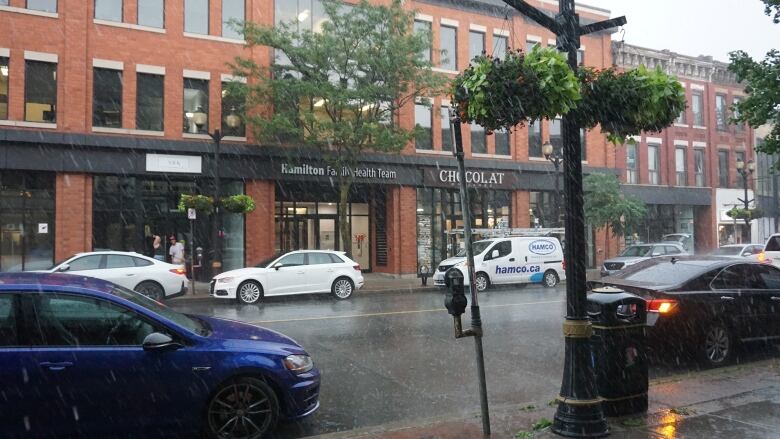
700,321,734,367
237,281,263,305
543,270,559,288
204,377,279,439
135,281,164,301
475,272,489,292
332,277,354,300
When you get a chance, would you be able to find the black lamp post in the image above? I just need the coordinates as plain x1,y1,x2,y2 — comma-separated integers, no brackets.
736,158,756,226
543,140,563,227
193,108,241,278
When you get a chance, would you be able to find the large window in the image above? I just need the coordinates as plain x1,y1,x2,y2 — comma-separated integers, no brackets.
0,171,55,272
440,106,452,151
626,143,638,184
95,0,122,22
676,98,687,124
468,31,484,62
184,0,209,34
138,0,164,28
440,25,457,70
0,57,8,120
694,149,705,187
692,90,704,126
718,150,729,187
493,35,508,59
183,78,209,134
715,94,727,131
136,73,164,131
414,20,432,62
648,144,660,185
470,122,486,154
92,68,123,128
221,81,245,137
414,103,432,150
549,118,562,155
25,60,57,123
528,120,542,157
733,97,743,133
526,40,539,53
495,129,509,156
222,0,245,39
27,0,57,12
675,147,687,186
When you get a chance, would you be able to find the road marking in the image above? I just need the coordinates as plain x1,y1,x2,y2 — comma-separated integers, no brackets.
250,299,564,324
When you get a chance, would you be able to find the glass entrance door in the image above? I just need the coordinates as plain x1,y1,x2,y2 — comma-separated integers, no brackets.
319,217,337,250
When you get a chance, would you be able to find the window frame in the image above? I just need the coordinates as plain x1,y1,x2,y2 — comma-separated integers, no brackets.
137,0,165,29
24,59,58,124
468,30,485,63
136,72,165,132
692,90,704,126
26,0,57,13
715,94,727,131
184,0,209,35
675,146,687,186
718,150,729,188
94,0,123,22
222,0,245,40
0,56,8,120
440,25,458,71
528,119,542,157
440,105,453,151
626,143,638,184
92,67,124,128
470,122,486,154
414,102,433,150
183,77,210,134
648,144,660,185
694,148,705,187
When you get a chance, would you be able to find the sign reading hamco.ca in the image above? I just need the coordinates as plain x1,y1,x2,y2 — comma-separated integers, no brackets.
423,167,518,190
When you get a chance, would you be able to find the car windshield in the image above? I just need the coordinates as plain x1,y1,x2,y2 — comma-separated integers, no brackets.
110,285,209,336
711,247,743,256
619,246,652,257
616,260,709,285
255,254,283,268
457,240,493,257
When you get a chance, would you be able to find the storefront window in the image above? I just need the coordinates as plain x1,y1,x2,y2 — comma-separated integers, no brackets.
0,57,8,120
0,171,55,271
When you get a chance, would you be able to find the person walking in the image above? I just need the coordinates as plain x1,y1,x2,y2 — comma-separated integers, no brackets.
169,235,185,265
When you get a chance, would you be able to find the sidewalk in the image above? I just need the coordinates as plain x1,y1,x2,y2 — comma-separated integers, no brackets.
307,358,780,439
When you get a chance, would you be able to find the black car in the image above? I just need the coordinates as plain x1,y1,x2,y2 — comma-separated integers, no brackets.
588,256,780,367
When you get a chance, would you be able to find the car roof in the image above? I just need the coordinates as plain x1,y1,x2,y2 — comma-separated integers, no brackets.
597,256,761,289
0,272,116,293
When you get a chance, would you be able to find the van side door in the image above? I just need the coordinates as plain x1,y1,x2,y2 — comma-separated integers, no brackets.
483,240,516,285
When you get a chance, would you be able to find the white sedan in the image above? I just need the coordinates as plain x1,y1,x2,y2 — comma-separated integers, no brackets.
46,251,188,300
211,250,365,304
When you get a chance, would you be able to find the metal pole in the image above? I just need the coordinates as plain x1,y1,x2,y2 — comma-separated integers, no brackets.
211,130,223,279
554,159,561,227
450,108,491,436
190,218,196,295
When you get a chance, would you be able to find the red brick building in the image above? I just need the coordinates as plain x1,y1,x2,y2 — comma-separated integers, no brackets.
0,0,622,277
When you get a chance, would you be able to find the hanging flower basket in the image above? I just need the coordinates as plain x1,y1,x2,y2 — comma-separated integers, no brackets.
451,46,580,133
178,194,214,213
573,65,686,144
725,207,763,220
221,194,257,214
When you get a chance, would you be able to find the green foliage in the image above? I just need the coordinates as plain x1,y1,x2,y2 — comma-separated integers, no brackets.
725,207,764,220
763,0,780,23
178,194,214,213
584,173,647,238
514,417,553,438
573,66,686,144
452,46,580,132
221,194,257,214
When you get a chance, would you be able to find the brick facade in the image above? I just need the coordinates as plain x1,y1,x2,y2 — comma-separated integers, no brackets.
54,173,92,261
245,179,275,265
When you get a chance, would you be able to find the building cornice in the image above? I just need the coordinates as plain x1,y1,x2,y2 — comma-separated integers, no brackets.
612,42,739,85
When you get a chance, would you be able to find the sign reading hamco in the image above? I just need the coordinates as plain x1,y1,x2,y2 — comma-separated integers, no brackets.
423,167,518,189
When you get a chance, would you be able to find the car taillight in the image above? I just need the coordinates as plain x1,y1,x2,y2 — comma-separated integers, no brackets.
647,298,678,314
169,268,187,276
757,251,772,264
353,264,361,271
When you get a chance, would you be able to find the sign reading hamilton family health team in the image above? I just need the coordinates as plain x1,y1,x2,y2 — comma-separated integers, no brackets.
280,163,398,180
422,167,518,190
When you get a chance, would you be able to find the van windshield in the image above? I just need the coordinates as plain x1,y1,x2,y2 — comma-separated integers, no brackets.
457,241,493,257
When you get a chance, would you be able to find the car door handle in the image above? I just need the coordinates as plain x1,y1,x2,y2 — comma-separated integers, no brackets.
509,258,515,262
296,271,305,275
125,273,135,276
720,296,735,301
40,361,74,371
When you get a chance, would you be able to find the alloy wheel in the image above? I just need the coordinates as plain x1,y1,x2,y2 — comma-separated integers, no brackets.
333,279,353,299
135,282,163,301
475,274,488,292
544,271,558,288
704,326,730,364
239,282,261,304
207,380,276,439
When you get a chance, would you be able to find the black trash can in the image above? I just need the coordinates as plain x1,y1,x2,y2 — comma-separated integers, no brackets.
587,290,648,417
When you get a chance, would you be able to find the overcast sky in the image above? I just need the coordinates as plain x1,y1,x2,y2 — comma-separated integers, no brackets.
583,0,779,62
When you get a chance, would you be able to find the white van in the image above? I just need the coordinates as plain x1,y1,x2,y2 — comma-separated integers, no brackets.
432,237,566,291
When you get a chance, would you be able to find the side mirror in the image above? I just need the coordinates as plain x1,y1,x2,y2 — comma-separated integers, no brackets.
651,252,661,257
273,263,283,270
742,251,752,257
142,332,183,352
491,249,500,259
57,263,70,273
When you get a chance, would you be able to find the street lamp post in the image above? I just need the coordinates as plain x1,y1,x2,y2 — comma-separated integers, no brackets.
543,140,563,227
736,158,756,229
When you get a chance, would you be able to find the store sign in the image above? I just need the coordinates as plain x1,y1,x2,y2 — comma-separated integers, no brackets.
422,167,517,189
280,163,398,180
146,154,202,174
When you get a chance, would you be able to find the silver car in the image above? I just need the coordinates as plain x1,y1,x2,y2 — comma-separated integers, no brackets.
709,244,764,259
601,243,687,277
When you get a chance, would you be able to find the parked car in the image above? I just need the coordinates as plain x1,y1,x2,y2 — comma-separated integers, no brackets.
762,233,780,268
709,244,764,259
600,243,687,277
44,251,187,300
661,233,693,253
590,256,780,366
432,236,566,291
211,250,364,304
0,272,320,438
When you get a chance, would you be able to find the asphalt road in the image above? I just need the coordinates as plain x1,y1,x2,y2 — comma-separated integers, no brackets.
169,284,779,438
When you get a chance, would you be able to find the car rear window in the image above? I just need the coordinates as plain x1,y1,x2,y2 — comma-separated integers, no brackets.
329,253,345,263
133,257,153,267
619,261,703,285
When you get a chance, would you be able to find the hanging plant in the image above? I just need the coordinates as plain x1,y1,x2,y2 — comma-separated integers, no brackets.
451,46,580,133
573,65,686,144
178,194,214,213
221,194,257,214
725,207,763,220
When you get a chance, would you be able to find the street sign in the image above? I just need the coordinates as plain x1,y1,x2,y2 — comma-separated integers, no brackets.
187,208,197,220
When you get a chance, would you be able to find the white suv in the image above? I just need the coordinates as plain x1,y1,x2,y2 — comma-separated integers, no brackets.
762,234,780,268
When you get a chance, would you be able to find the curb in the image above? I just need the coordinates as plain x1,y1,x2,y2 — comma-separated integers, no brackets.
168,285,440,303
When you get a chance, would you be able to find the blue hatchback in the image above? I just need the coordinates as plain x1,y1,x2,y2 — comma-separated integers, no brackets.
0,272,320,438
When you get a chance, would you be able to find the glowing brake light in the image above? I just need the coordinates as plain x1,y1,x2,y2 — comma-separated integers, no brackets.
757,251,771,263
647,299,678,314
169,268,187,276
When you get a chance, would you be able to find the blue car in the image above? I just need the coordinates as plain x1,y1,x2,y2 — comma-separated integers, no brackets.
0,272,320,438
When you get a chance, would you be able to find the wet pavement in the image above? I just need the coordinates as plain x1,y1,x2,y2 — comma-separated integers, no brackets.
170,286,780,438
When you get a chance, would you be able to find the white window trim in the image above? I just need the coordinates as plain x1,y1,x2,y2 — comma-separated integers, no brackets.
473,153,512,160
220,73,247,83
222,136,247,142
136,64,166,75
416,149,451,156
673,123,689,128
691,83,705,91
183,32,246,45
548,39,557,46
0,5,58,19
579,45,586,50
493,29,510,37
469,24,487,33
414,13,433,23
440,18,459,27
0,120,57,129
646,137,663,144
183,69,210,80
693,141,707,148
0,48,9,57
93,19,166,34
24,50,58,63
692,125,707,130
526,35,542,43
182,133,212,139
92,127,166,137
440,99,451,106
674,140,689,146
679,81,687,88
628,135,642,143
528,157,548,162
431,67,459,75
93,59,124,70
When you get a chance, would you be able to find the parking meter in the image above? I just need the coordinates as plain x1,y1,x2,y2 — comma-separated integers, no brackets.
195,247,204,267
444,268,468,316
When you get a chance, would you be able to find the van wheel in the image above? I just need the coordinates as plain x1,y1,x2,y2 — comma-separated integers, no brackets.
475,273,489,292
543,270,559,288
